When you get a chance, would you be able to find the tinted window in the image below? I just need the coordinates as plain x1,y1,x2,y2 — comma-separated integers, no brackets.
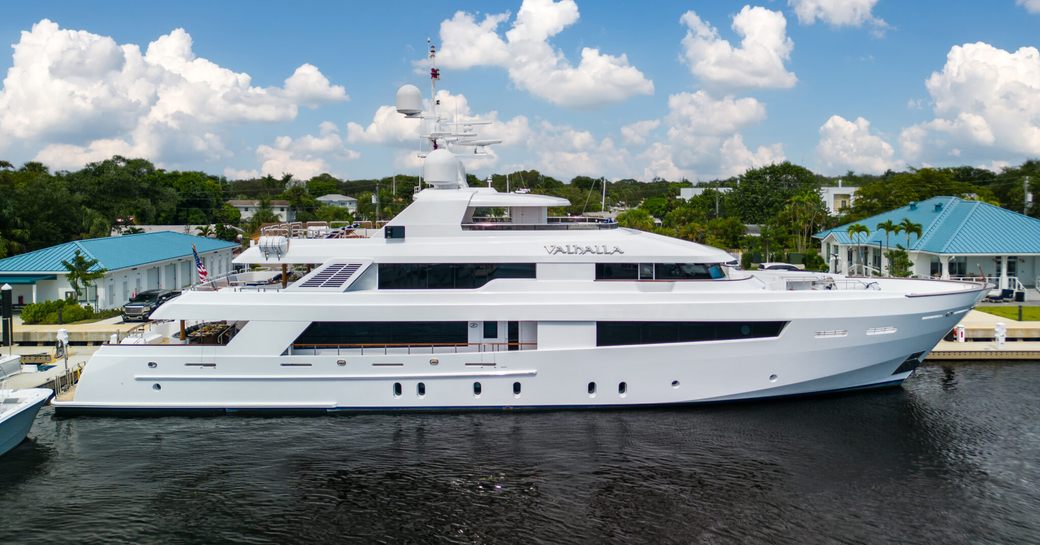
595,263,638,280
378,263,536,289
596,263,726,280
295,321,468,345
483,321,498,339
597,321,786,346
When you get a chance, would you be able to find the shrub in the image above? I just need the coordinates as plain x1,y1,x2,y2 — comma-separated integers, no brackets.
21,299,100,324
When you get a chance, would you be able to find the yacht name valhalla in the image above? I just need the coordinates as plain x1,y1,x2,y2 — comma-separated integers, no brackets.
545,244,624,256
53,42,987,414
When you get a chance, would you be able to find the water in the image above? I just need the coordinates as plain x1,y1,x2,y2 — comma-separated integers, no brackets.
1,363,1039,545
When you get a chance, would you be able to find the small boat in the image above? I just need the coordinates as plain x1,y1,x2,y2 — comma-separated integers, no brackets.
0,388,52,456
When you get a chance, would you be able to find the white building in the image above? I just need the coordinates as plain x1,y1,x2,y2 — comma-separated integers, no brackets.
316,194,358,212
227,200,295,222
679,186,732,200
0,232,239,309
819,183,858,215
815,196,1040,290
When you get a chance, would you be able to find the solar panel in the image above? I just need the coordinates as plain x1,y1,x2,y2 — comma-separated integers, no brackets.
299,263,362,289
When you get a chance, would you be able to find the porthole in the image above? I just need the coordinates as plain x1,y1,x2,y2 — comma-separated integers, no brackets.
769,374,778,382
512,382,521,396
147,361,157,368
473,382,482,396
417,382,426,397
152,383,161,391
337,359,347,367
618,382,627,395
393,382,402,397
740,325,751,336
671,380,680,388
588,382,596,395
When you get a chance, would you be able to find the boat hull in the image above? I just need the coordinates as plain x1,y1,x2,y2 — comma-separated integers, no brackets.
0,389,52,455
53,285,982,415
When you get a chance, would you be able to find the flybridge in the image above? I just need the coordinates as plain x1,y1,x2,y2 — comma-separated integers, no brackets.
545,244,624,256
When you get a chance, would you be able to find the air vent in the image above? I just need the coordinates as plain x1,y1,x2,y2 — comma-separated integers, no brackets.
299,263,362,288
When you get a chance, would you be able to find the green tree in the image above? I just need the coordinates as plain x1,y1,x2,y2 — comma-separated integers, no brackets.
847,223,871,275
616,208,655,231
195,225,215,237
875,219,902,274
782,190,827,252
729,162,820,223
61,249,107,305
898,218,922,249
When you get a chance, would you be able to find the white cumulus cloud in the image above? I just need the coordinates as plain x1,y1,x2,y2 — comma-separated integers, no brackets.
1017,0,1040,14
899,42,1040,164
253,121,359,180
0,19,346,170
428,0,653,107
816,115,897,174
789,0,888,33
679,6,797,90
620,119,660,146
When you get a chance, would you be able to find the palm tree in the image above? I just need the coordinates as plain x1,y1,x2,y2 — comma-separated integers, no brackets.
875,220,902,275
899,218,923,250
847,223,871,275
195,224,215,238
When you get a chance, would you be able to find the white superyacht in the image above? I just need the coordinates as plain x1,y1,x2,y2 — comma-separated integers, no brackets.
53,53,985,414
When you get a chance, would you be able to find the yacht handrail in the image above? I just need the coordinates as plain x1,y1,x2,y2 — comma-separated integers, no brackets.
259,221,376,239
289,342,536,355
463,218,618,231
949,275,1023,291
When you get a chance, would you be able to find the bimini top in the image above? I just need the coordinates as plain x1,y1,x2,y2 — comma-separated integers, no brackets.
815,196,1040,255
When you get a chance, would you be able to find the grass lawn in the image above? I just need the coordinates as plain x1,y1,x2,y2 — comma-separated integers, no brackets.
976,306,1040,321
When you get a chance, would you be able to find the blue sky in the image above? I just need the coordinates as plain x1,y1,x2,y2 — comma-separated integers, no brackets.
0,1,1038,182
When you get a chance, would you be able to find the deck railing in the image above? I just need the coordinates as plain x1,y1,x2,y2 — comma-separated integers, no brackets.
289,342,536,356
463,217,617,231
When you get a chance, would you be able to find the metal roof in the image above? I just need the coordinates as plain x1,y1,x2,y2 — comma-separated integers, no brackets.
814,196,1040,255
0,232,238,273
0,274,57,284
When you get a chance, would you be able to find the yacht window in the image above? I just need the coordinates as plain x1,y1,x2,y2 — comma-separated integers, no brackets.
294,321,468,346
595,263,639,280
483,321,498,339
596,321,787,346
596,263,727,280
378,263,536,289
654,263,723,280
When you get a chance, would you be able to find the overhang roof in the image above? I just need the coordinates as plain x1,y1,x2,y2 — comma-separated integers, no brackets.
814,196,1040,255
0,232,238,273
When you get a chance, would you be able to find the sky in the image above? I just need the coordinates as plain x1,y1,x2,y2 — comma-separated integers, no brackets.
0,0,1039,183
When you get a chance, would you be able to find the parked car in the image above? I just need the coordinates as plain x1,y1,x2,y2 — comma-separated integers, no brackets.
122,289,180,322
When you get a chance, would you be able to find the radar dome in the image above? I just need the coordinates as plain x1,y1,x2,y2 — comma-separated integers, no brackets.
423,149,466,189
395,85,423,117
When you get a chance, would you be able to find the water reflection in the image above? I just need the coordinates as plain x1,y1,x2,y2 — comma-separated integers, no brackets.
0,364,1038,545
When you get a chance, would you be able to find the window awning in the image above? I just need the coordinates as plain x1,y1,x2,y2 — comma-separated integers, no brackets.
0,274,57,285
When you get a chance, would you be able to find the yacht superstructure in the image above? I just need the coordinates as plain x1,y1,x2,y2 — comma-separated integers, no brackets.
53,46,986,414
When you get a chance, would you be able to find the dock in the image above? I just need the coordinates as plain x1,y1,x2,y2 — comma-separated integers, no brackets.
926,309,1040,361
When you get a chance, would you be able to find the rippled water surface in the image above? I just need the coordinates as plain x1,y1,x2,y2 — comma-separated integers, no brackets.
2,363,1039,544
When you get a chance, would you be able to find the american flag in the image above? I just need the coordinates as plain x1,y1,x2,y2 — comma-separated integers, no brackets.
192,244,208,283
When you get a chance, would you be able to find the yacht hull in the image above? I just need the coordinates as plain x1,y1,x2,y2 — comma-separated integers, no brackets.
53,286,983,415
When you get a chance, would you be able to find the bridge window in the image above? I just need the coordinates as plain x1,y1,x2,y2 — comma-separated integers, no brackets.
378,263,536,289
595,263,726,280
294,321,468,346
596,321,786,346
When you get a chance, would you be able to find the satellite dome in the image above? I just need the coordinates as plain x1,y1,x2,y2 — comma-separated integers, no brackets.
423,149,465,189
395,85,423,117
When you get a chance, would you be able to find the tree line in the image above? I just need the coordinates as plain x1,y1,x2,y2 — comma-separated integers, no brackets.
1,155,1037,266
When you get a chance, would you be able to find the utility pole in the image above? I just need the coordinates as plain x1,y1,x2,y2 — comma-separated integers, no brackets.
601,178,606,212
393,175,396,197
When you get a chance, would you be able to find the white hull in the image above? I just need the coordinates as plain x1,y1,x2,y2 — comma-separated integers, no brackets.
0,389,52,454
53,281,983,414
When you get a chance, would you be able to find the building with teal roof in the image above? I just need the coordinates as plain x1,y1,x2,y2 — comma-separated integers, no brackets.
0,232,239,309
814,196,1040,290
